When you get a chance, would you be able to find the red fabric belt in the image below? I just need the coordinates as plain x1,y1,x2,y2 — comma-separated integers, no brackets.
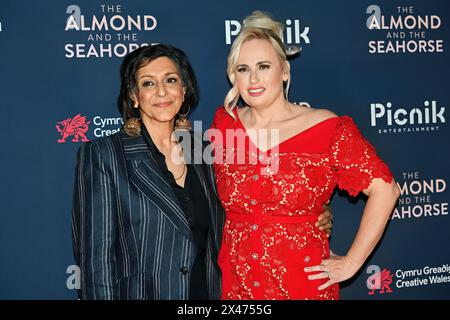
227,212,316,224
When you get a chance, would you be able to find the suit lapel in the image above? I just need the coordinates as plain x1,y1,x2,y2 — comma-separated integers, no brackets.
120,132,193,240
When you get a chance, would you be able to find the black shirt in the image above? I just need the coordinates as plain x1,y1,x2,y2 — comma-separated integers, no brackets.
141,126,211,300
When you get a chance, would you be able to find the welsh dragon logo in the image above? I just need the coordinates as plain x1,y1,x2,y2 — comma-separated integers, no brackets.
56,114,90,143
367,268,393,295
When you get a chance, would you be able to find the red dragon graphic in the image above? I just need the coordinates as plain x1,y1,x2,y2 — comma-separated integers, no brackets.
368,268,393,295
56,114,90,143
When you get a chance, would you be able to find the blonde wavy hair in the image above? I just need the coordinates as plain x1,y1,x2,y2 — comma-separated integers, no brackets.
224,11,290,118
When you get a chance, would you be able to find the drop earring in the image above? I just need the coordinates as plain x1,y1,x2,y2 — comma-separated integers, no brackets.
123,104,142,136
174,106,191,131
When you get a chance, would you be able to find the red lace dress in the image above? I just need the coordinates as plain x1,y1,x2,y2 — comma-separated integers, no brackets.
210,107,393,300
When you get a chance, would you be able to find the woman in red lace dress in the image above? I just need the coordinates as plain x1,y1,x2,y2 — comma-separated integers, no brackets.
209,11,400,300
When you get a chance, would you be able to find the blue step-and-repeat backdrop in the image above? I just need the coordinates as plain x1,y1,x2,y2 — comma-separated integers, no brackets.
0,0,449,299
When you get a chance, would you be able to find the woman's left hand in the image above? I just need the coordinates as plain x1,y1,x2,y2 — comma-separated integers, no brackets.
304,254,361,290
316,202,333,237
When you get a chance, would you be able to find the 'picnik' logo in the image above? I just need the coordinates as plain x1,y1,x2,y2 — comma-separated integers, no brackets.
56,114,91,143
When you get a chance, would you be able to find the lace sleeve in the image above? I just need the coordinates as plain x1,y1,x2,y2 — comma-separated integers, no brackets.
330,116,393,196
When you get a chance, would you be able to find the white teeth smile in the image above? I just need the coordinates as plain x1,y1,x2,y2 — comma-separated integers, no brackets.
249,88,264,93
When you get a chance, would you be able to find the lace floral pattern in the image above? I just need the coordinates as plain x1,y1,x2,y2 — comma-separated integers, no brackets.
211,107,393,300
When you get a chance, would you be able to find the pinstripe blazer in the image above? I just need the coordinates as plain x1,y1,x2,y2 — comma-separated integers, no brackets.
72,130,225,300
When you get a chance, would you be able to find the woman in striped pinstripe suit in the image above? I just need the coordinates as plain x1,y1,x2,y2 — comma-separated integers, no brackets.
72,44,333,300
